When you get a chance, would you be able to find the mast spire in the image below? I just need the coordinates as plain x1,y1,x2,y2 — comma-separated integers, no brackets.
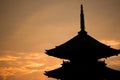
80,4,85,31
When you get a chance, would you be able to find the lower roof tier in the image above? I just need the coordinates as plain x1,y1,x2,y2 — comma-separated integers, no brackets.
45,61,120,80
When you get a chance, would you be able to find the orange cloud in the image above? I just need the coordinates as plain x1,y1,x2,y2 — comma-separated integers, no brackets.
101,40,120,49
0,56,19,61
0,51,62,80
105,55,120,71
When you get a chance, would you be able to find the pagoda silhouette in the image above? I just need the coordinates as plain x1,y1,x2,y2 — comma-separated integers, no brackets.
44,5,120,80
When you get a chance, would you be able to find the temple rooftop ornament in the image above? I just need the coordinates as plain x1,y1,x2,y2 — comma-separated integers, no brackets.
80,5,85,31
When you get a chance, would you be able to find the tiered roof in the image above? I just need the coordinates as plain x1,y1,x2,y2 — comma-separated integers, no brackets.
45,4,120,80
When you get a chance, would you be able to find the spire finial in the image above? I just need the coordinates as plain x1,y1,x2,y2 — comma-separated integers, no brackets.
80,4,85,31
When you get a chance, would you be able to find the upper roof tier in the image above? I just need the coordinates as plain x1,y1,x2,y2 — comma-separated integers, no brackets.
45,5,120,60
45,31,120,59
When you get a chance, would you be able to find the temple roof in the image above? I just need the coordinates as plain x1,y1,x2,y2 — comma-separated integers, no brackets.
44,5,120,80
45,61,120,79
45,31,120,59
45,5,120,59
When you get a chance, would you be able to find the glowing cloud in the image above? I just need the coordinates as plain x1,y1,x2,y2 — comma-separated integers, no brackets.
0,51,62,80
0,56,19,61
101,40,120,48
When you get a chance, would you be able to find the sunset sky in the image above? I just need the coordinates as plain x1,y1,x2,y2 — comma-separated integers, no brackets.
0,0,120,80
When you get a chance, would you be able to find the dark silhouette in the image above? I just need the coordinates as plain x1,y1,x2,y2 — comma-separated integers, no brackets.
44,4,120,80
